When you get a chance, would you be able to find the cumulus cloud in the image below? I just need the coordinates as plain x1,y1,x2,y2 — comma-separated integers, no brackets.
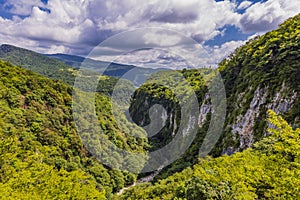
143,31,182,46
88,29,207,69
93,48,191,70
0,0,298,68
237,1,253,10
207,40,246,65
88,28,245,70
0,0,240,53
1,0,46,16
91,40,246,70
239,0,300,33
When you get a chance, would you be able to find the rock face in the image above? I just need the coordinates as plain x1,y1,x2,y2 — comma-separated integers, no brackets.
198,93,212,128
267,82,298,113
130,13,300,158
131,80,298,156
183,116,197,137
220,81,298,154
194,79,299,155
231,86,268,149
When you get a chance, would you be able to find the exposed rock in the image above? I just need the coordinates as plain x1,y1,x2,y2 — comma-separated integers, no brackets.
227,82,297,152
171,112,177,136
198,93,212,128
144,104,167,137
183,116,196,137
267,82,297,113
231,86,268,149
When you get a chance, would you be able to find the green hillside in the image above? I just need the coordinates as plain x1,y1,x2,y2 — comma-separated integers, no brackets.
125,13,300,184
118,111,300,199
0,12,299,200
0,60,148,199
217,13,300,155
0,44,76,85
0,44,135,96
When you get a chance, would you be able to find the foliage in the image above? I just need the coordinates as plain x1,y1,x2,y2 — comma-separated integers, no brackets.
0,44,76,85
216,13,300,155
118,110,300,199
0,60,148,199
128,14,300,177
0,44,137,96
0,12,299,200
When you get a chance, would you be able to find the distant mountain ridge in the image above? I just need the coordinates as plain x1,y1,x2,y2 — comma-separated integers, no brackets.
0,44,166,86
46,53,166,85
0,13,299,200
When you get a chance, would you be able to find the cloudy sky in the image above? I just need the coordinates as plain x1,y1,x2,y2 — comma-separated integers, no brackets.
0,0,299,68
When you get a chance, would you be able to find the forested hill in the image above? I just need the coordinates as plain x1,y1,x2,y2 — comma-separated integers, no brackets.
0,12,299,200
0,44,134,95
127,13,299,181
0,43,165,86
118,111,300,199
0,60,149,199
0,44,76,85
215,13,300,154
117,13,300,200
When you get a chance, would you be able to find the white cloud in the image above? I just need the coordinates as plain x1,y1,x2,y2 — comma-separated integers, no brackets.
143,31,182,46
0,0,298,68
237,1,253,10
0,0,241,53
2,0,45,16
239,0,300,33
207,40,246,65
93,48,191,70
46,44,69,54
0,0,94,53
89,35,245,70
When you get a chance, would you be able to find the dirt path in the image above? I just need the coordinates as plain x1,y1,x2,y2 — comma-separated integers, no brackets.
117,166,164,195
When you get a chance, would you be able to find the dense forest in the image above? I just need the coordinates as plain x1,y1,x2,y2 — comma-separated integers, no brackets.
0,61,149,199
128,13,300,180
118,111,300,199
0,13,299,200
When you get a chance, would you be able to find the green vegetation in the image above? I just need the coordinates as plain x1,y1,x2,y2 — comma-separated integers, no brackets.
113,14,300,186
0,13,299,200
0,44,137,95
118,111,300,199
0,60,148,199
0,44,76,85
129,14,299,174
214,13,300,156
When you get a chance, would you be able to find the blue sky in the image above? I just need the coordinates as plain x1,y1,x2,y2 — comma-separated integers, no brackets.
0,0,299,68
205,25,252,46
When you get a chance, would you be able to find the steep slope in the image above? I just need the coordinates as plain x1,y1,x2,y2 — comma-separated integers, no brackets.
118,111,300,199
0,44,76,85
0,60,148,198
0,44,135,96
1,12,299,200
216,13,300,155
128,14,300,178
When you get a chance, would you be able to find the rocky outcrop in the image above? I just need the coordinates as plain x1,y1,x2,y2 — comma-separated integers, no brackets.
267,82,297,113
198,93,212,128
226,82,298,152
231,86,268,149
